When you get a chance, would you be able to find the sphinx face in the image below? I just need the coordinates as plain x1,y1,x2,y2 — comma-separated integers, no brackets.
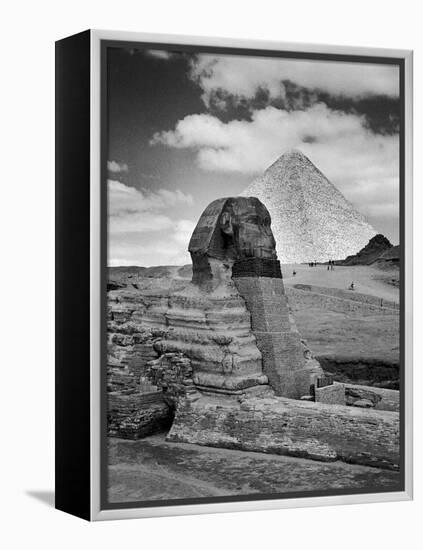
189,196,279,289
220,197,277,260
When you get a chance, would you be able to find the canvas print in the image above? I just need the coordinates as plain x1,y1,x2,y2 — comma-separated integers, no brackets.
104,43,402,508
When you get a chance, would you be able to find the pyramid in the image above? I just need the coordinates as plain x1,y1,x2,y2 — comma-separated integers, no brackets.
241,150,377,264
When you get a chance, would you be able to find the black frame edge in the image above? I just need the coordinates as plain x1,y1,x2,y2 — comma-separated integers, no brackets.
55,29,91,521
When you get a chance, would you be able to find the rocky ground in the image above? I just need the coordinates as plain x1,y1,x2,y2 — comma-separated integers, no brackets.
108,434,400,503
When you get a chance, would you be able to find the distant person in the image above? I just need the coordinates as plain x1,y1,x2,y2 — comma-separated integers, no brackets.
293,270,297,276
327,264,330,271
349,282,355,291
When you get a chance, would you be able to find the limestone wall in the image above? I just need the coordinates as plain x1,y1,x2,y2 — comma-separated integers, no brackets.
168,395,400,470
107,285,196,439
234,277,322,398
108,392,171,439
158,283,268,392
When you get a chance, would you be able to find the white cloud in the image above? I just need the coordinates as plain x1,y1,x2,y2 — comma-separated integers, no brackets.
108,180,194,266
108,180,193,234
145,49,172,60
108,219,196,267
151,104,399,224
190,54,399,106
107,160,129,173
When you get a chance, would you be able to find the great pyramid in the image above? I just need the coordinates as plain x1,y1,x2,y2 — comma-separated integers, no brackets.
241,150,377,264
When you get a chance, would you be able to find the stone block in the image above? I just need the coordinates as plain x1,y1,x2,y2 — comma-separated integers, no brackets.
233,276,323,398
314,383,346,405
344,384,399,412
107,391,172,439
232,258,282,278
168,394,400,470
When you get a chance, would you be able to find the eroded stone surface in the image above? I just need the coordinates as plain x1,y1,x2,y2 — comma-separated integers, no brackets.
344,384,399,412
158,281,268,392
108,392,171,439
108,435,401,503
167,394,400,470
107,290,195,439
189,196,278,290
314,384,346,405
234,276,323,398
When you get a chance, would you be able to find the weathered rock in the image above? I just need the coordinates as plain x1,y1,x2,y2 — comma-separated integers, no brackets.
146,352,198,409
234,276,323,398
344,384,399,412
108,392,171,439
167,395,400,470
108,435,401,503
188,196,278,290
158,282,268,392
353,399,375,408
107,301,176,439
341,234,393,266
314,383,346,405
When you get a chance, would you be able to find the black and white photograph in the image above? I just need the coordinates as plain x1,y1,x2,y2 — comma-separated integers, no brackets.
104,41,404,508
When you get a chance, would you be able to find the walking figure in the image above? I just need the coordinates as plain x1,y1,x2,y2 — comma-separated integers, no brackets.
349,281,355,291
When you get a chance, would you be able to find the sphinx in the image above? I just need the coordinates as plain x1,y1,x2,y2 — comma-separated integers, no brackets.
161,196,322,398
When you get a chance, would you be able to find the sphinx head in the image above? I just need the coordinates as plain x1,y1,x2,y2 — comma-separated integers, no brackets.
189,197,280,289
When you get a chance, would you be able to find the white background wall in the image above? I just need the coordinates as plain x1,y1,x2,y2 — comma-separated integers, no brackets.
1,1,421,548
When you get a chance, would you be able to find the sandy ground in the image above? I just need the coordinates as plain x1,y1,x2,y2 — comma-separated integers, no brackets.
293,306,399,363
110,262,399,303
278,263,400,363
107,434,400,504
281,263,399,303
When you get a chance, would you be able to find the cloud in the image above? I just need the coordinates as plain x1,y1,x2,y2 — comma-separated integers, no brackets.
189,55,399,108
145,49,173,60
109,180,192,219
108,180,194,266
108,218,196,267
151,103,399,227
107,160,129,173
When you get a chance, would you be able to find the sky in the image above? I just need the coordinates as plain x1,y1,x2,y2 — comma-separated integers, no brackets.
106,46,400,267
